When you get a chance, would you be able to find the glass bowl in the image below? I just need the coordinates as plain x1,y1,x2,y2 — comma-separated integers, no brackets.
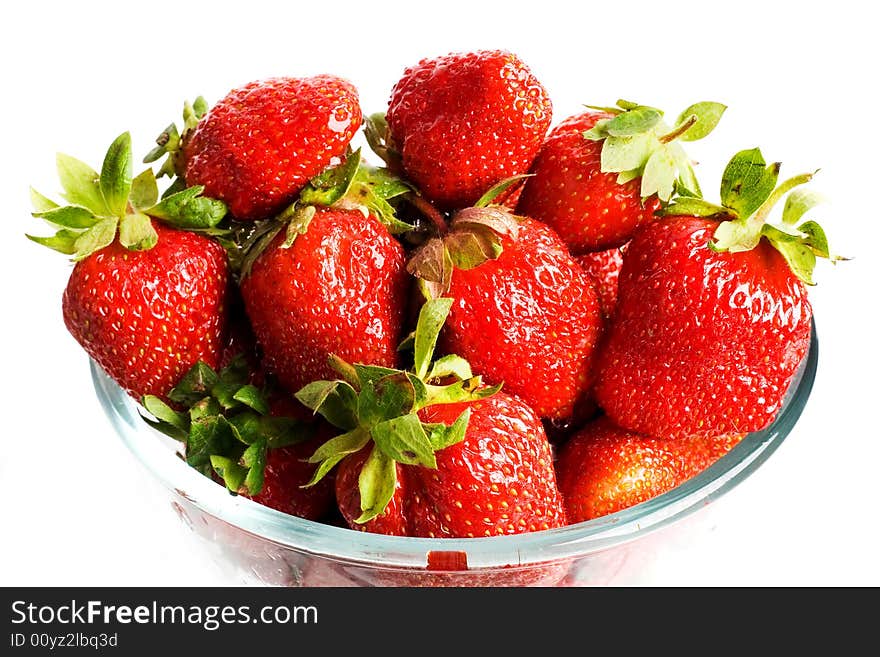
91,324,818,586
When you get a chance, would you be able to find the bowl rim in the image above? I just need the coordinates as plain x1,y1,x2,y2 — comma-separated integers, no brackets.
92,323,818,570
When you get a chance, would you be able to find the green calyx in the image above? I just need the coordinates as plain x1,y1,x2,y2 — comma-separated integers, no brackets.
406,176,526,300
238,148,413,278
363,112,402,173
27,131,228,261
664,147,844,285
140,355,314,496
295,297,501,523
143,97,208,183
583,99,727,202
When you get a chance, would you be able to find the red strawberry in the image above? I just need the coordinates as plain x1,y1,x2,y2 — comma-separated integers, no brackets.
575,245,626,318
440,216,603,420
29,133,232,402
335,392,567,538
556,416,743,523
594,148,835,439
240,206,409,395
516,111,661,252
517,100,726,253
183,76,362,221
385,49,552,210
63,220,229,400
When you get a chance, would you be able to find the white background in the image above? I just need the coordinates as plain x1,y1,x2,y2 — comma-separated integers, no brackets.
1,0,877,586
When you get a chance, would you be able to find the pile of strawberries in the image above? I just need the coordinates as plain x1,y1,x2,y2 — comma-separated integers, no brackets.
30,50,835,541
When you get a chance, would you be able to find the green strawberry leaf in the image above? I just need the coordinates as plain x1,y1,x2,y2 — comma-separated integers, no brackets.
677,160,703,199
343,164,413,234
426,354,472,382
146,185,227,229
210,455,248,493
663,196,729,217
119,212,158,251
280,205,317,248
444,229,502,270
295,379,359,430
241,439,268,495
142,395,189,437
473,174,532,208
794,220,831,259
169,361,220,406
56,153,109,216
601,133,654,173
582,119,612,141
143,123,179,165
761,226,817,285
300,149,361,207
303,427,371,486
604,105,663,136
357,373,417,429
414,297,454,379
72,217,118,261
30,187,59,213
424,408,470,451
186,414,237,468
99,132,133,217
32,205,100,230
352,364,400,388
25,229,79,255
231,385,270,415
406,237,453,298
355,445,397,524
425,378,502,406
363,112,400,168
130,168,159,210
720,148,780,219
782,188,823,226
185,96,208,130
676,102,727,142
641,145,677,202
371,414,436,468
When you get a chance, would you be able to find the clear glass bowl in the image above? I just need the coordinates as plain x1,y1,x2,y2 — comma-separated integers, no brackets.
91,324,818,586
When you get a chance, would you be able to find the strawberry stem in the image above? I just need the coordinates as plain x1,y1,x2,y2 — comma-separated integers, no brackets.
405,192,448,236
659,114,698,144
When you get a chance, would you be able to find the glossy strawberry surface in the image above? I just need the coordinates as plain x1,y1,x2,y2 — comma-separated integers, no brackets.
184,76,362,221
335,392,566,538
594,216,813,439
386,50,551,210
441,217,603,420
556,416,743,523
516,110,661,253
62,220,229,401
241,207,408,395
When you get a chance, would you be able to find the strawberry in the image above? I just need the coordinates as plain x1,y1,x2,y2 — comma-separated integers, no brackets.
182,76,362,221
438,215,603,421
240,205,409,396
517,100,726,253
594,148,839,439
295,298,566,538
575,245,626,318
556,416,744,523
382,49,552,210
336,392,566,538
28,132,230,402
